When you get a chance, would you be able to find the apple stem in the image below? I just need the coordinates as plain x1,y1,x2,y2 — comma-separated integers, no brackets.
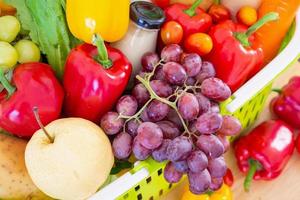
33,107,54,143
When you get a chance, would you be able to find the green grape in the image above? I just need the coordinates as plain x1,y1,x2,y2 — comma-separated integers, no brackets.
0,16,21,43
14,40,41,63
0,41,18,71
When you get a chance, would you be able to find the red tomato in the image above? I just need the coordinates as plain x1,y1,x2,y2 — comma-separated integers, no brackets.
161,21,184,45
296,134,300,154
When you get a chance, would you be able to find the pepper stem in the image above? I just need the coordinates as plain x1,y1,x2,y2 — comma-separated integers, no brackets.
184,0,203,17
0,68,15,97
214,0,220,4
235,12,279,47
92,34,113,69
272,88,282,94
33,107,54,143
244,159,261,192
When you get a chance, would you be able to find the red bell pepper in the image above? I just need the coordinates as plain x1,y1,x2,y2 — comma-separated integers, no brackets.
205,13,278,92
271,77,300,129
234,120,294,191
63,35,132,122
152,0,170,8
164,0,212,38
0,63,64,138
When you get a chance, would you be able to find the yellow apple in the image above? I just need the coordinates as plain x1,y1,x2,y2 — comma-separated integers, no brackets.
25,118,114,200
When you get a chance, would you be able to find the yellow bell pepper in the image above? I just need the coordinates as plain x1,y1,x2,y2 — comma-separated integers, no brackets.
181,184,233,200
66,0,130,43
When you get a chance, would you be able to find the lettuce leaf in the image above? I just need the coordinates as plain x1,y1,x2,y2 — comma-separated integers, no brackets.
4,0,81,78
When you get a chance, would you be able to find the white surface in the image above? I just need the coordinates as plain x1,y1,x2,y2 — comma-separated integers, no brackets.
226,10,300,113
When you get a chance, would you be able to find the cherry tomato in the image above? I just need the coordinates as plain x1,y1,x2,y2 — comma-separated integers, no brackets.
296,134,300,154
223,168,234,187
161,21,184,45
208,4,230,24
237,6,258,26
184,33,213,56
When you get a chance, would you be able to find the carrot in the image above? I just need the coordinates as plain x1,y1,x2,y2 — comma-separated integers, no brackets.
255,0,300,64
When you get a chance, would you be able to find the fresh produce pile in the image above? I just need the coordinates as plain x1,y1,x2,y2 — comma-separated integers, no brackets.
0,0,299,199
100,44,242,194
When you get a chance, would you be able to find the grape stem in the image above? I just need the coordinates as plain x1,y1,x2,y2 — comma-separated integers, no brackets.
136,75,191,135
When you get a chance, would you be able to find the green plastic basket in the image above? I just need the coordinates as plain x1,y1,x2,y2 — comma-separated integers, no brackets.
89,11,300,200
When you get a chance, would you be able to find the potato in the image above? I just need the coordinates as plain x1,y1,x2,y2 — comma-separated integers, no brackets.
0,133,50,199
170,0,213,10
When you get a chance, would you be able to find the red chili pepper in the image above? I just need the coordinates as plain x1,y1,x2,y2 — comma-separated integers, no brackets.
223,168,234,187
63,35,132,122
152,0,170,9
272,77,300,129
208,4,231,24
164,0,212,38
234,120,294,191
0,63,64,138
205,13,278,92
296,133,300,154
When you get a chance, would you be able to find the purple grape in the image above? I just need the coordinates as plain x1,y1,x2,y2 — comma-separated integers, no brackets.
141,52,160,72
166,136,193,162
181,53,202,77
161,44,183,63
132,83,150,107
188,169,211,194
209,101,220,113
196,112,223,134
164,162,183,183
100,112,124,135
187,150,208,173
217,135,230,153
195,93,211,115
196,135,224,159
116,95,138,116
218,115,242,136
195,61,216,83
208,156,227,178
201,78,231,102
152,139,171,162
153,66,165,80
209,178,223,191
140,108,150,122
137,122,163,150
166,109,184,131
132,137,151,160
163,62,187,86
186,77,196,86
173,160,189,173
178,93,199,121
112,132,132,159
126,120,139,137
150,80,173,98
156,121,180,139
147,100,170,122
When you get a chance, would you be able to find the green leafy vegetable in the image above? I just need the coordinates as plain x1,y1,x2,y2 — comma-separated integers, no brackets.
110,160,133,175
4,0,81,78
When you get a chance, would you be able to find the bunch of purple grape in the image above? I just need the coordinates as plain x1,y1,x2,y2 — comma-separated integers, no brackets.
100,44,242,194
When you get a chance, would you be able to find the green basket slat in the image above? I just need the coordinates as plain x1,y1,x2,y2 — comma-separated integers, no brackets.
111,20,300,200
